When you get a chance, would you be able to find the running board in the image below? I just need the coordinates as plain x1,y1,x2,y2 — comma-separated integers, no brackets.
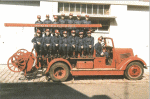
72,68,118,71
71,68,124,76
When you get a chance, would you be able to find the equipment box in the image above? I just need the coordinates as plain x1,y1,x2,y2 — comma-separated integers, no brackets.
77,61,93,69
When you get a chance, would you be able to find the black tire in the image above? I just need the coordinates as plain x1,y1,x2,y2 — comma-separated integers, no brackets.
125,62,144,80
50,63,69,82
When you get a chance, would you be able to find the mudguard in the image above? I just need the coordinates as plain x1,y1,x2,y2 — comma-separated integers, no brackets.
116,55,147,70
45,58,72,74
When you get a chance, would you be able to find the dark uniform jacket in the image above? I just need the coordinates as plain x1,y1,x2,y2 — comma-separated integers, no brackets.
84,36,94,47
66,19,74,30
52,21,59,33
59,19,66,30
82,20,91,31
61,37,70,46
43,35,52,45
69,36,78,46
59,19,66,24
95,42,102,54
74,19,83,31
34,20,43,33
78,37,85,47
43,19,52,32
32,36,43,45
51,36,62,45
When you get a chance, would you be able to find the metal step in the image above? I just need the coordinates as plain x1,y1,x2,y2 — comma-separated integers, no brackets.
71,68,119,71
70,58,95,60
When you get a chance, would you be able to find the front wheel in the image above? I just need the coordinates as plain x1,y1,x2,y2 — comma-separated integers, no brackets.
125,62,144,80
50,63,69,82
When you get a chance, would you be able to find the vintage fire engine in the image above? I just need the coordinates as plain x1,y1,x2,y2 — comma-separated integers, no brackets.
5,23,147,82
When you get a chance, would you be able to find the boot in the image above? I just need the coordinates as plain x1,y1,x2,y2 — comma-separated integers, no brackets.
72,53,75,58
80,52,84,58
72,50,76,58
45,54,49,58
39,51,42,58
55,54,57,58
83,51,86,58
75,52,78,58
49,50,52,58
37,51,40,57
88,54,90,58
57,53,60,58
63,52,66,59
106,59,109,65
66,52,69,59
90,54,93,58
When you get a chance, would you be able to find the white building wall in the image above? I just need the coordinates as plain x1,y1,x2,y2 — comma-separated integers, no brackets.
0,2,149,68
0,3,41,64
110,5,149,66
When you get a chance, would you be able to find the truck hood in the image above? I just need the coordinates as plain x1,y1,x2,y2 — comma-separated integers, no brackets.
114,48,134,62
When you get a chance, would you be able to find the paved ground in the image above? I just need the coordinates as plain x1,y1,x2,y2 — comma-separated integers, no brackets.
0,65,149,83
0,65,149,99
0,82,149,99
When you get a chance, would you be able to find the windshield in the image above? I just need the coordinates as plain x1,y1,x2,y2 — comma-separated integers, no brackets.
105,38,113,47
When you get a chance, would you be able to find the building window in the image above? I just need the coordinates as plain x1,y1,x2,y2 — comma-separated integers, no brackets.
104,5,110,15
98,5,103,15
58,3,63,13
70,3,75,13
93,5,98,14
76,4,80,14
87,4,92,14
64,3,69,13
81,4,86,14
58,3,110,15
58,3,110,32
91,19,110,32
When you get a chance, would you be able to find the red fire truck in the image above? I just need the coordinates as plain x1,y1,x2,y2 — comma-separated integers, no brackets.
5,23,147,82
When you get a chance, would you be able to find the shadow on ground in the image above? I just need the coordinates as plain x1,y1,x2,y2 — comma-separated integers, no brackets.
0,82,111,99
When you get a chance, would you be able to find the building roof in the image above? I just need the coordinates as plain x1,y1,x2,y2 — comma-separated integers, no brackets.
51,1,149,6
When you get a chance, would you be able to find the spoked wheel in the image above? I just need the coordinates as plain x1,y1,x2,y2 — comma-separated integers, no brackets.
7,56,26,72
17,49,28,54
50,63,69,82
125,62,144,80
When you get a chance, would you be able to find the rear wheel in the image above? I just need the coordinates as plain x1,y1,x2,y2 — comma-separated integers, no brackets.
50,63,69,82
125,62,144,80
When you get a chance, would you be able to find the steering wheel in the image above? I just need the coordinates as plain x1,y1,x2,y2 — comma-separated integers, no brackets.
101,42,105,47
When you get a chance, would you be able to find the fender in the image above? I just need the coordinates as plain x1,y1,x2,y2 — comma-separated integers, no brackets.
45,58,72,74
116,55,147,70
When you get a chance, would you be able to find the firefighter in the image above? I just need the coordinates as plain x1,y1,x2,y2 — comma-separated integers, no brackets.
34,15,43,37
52,30,61,58
52,15,59,36
77,32,86,58
69,30,78,58
43,14,52,36
83,15,92,37
43,29,53,57
61,31,70,59
59,14,67,37
66,13,74,36
31,30,43,57
74,15,83,37
95,37,109,59
95,37,103,57
84,31,94,58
